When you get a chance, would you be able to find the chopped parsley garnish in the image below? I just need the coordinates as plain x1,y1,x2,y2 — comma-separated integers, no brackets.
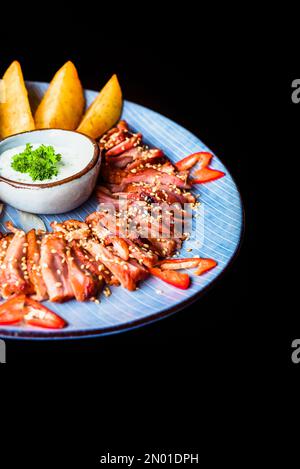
11,144,62,181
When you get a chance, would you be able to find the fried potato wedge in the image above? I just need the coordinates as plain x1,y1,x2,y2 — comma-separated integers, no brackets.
0,61,35,139
77,74,122,139
35,61,85,130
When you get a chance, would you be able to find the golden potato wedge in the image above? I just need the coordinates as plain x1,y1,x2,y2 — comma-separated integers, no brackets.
0,61,35,139
77,74,122,138
35,61,85,130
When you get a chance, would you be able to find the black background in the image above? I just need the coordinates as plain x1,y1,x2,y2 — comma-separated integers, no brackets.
0,6,293,465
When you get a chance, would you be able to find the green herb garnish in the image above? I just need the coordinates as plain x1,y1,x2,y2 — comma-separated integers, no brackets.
11,144,62,181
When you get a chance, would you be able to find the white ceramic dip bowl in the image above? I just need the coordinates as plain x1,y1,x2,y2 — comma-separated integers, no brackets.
0,129,101,214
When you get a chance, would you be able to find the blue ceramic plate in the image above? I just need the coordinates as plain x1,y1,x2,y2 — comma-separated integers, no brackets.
0,81,243,339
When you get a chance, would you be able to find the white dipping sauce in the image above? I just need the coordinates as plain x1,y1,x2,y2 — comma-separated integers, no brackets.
0,143,92,184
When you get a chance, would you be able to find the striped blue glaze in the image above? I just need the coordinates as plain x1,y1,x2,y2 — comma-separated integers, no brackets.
0,82,243,339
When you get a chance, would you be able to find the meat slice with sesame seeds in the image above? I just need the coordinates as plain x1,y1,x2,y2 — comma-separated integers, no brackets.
27,229,48,302
0,222,34,299
0,233,13,267
121,168,191,190
66,244,100,302
84,241,148,291
148,238,179,258
70,241,119,287
106,147,164,170
50,219,91,242
125,239,158,268
40,234,74,302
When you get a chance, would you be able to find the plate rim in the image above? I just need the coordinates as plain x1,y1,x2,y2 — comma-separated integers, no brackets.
0,83,244,340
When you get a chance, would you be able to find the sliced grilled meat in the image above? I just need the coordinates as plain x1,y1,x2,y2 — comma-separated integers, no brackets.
0,223,33,299
84,241,148,291
27,229,48,301
40,234,74,302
